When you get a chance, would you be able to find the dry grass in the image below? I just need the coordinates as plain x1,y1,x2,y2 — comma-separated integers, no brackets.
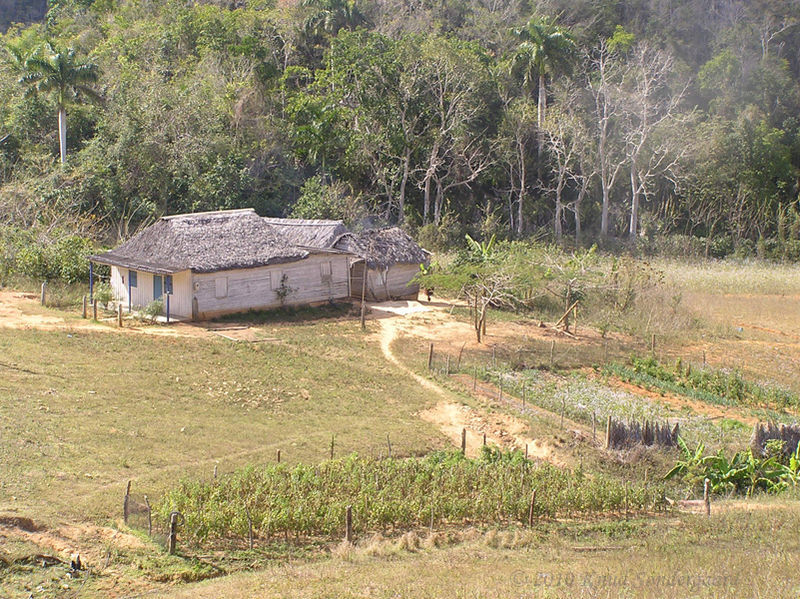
152,500,800,599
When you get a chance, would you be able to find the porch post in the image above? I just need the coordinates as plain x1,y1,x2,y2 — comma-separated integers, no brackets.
128,273,132,313
166,292,170,324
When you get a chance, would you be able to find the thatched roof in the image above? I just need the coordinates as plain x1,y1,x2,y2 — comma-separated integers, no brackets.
262,217,347,249
333,227,430,269
91,209,310,274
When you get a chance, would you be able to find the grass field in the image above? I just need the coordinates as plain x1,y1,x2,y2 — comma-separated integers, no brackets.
1,257,800,598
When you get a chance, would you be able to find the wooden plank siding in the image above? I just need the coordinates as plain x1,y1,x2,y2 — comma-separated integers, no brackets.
351,263,420,301
191,253,351,320
110,267,192,318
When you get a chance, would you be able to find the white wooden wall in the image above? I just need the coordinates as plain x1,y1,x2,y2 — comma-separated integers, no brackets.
366,263,420,300
191,253,350,319
110,267,192,318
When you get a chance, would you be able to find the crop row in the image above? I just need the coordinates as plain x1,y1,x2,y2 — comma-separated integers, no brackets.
157,450,665,545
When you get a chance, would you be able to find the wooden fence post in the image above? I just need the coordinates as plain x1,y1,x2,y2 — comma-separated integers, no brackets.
445,355,450,375
549,340,555,369
213,464,218,479
605,415,612,449
527,488,537,527
428,343,434,370
456,343,465,371
40,282,46,306
277,449,281,463
345,505,353,544
117,303,123,327
522,383,526,408
386,434,392,459
651,333,656,355
483,432,487,446
524,444,528,460
703,478,711,517
461,428,466,455
93,301,98,321
168,512,179,555
492,346,496,367
82,295,87,319
473,367,477,391
245,506,254,550
592,412,597,444
330,434,335,459
123,480,131,524
144,495,152,536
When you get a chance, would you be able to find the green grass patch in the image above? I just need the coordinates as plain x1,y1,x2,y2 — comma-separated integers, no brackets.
605,355,800,411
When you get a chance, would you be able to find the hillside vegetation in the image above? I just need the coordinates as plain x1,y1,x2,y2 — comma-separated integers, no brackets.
2,0,800,275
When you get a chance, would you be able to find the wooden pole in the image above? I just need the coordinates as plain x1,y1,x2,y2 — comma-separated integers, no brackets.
345,505,353,544
144,495,152,536
461,428,466,455
118,303,123,327
522,383,526,408
592,412,597,444
703,478,711,517
473,367,477,391
40,281,46,306
492,346,496,367
524,444,528,460
483,432,487,446
445,355,450,375
549,340,555,369
386,434,392,459
456,343,465,371
277,449,281,463
93,301,98,321
168,512,179,554
82,295,87,319
428,343,434,370
703,350,706,367
123,480,131,524
527,489,537,527
651,333,656,354
246,506,254,550
359,262,367,331
330,434,335,459
605,415,612,449
213,464,218,479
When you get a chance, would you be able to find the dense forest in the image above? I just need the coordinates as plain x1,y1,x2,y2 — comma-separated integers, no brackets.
1,0,800,269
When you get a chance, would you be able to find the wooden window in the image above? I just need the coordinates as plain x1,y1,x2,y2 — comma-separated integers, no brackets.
320,261,332,283
215,277,228,299
129,270,137,288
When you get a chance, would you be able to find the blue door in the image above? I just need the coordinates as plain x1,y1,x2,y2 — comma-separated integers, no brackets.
153,275,163,300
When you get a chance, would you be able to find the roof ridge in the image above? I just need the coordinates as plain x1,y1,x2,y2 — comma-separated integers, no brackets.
163,208,256,221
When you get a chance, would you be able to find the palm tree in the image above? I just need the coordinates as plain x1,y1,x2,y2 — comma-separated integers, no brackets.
510,16,576,130
19,42,100,164
302,0,369,38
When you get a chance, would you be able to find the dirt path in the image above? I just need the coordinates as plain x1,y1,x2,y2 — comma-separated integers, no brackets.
374,302,560,463
0,289,208,339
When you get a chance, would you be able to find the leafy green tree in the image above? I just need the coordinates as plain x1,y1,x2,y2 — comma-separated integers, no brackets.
301,0,369,39
19,41,100,163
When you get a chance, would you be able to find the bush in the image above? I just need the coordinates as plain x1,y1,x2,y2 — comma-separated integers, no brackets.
0,225,93,283
142,299,164,321
93,282,113,307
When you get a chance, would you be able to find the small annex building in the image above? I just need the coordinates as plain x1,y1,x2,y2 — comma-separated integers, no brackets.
90,209,352,320
262,217,348,249
332,228,431,301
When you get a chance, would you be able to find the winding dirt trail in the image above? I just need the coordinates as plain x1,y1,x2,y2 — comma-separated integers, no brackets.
373,302,559,463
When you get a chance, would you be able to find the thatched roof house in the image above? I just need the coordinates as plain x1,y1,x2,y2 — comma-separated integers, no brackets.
90,209,352,320
262,217,347,249
333,227,430,301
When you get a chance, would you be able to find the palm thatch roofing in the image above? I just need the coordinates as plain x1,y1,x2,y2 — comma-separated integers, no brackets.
262,217,347,249
333,227,430,269
90,209,311,274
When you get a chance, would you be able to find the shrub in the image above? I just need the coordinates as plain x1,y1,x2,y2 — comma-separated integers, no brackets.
142,299,164,322
93,282,113,307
